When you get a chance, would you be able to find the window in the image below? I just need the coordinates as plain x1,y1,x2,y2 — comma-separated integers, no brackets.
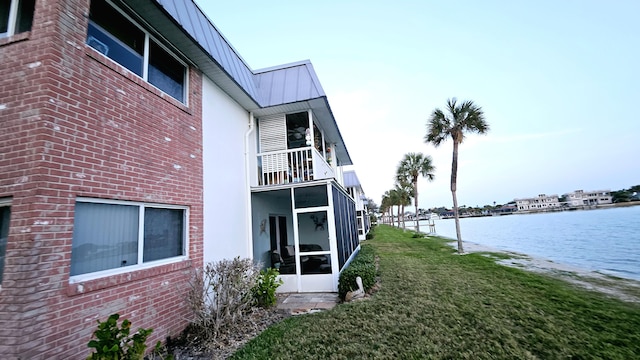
0,199,11,286
286,112,310,149
1,0,35,38
294,185,328,208
70,199,187,278
86,0,187,103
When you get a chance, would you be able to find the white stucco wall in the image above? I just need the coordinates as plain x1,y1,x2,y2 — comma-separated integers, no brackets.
202,76,255,264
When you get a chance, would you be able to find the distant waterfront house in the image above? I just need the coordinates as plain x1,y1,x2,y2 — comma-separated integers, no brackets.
515,194,561,211
493,204,518,214
439,210,455,218
0,0,362,357
564,190,613,206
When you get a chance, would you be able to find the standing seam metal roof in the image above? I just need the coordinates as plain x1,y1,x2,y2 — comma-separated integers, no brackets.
343,171,362,189
254,60,326,107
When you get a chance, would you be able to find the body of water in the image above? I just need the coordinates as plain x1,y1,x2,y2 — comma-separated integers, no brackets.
416,206,640,281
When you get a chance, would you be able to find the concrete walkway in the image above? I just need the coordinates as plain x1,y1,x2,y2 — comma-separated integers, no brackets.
277,292,340,315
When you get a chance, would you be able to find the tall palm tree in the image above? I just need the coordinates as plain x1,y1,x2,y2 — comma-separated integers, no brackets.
425,98,489,253
396,152,436,233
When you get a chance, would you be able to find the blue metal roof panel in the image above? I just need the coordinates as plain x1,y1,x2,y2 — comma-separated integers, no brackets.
282,67,299,103
172,0,193,34
343,171,361,188
196,11,215,54
159,0,177,19
254,61,325,107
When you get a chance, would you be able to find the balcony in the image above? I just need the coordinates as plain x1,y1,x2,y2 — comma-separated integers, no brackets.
258,147,334,186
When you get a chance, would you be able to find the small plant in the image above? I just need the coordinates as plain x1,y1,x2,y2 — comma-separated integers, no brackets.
252,268,284,307
87,313,153,360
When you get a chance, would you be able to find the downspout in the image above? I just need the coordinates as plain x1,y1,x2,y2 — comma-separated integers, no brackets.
244,112,255,258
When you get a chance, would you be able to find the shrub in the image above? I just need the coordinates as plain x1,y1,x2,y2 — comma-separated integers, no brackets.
252,267,283,308
87,313,153,360
338,245,377,300
365,226,376,240
185,257,259,342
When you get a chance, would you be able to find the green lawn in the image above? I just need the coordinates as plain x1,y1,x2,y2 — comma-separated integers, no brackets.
232,225,640,359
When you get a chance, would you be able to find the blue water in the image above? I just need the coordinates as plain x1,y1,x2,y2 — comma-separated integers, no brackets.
422,206,640,281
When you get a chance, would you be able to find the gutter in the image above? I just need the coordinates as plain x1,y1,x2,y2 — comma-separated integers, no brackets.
244,112,255,258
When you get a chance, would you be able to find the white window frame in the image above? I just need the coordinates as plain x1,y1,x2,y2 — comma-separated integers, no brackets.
69,197,189,283
86,0,189,104
2,0,21,38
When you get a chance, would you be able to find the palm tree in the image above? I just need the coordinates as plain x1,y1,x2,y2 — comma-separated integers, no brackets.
396,152,436,233
383,190,401,227
393,183,412,229
380,193,392,225
425,98,489,253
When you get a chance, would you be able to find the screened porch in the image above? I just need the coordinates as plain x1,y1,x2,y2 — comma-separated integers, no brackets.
251,180,360,292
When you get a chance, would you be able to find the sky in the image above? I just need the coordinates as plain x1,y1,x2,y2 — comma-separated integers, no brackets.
195,0,640,209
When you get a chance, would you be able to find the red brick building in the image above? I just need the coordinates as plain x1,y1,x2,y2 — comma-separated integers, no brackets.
1,0,203,357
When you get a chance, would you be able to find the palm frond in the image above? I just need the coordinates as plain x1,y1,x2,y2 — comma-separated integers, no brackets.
427,98,489,145
425,109,450,146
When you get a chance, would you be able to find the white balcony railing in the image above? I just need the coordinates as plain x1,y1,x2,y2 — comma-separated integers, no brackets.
258,147,334,186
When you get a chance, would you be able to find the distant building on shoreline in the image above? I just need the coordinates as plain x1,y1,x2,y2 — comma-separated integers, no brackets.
515,194,561,211
514,189,613,213
564,190,613,206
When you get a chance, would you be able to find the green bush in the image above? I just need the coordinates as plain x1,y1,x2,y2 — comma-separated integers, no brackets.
252,267,283,308
365,226,376,240
338,245,377,300
87,313,153,360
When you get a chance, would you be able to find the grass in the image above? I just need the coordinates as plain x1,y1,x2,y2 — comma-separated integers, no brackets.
232,225,640,359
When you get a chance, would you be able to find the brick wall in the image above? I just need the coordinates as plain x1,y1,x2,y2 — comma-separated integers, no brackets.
0,0,204,358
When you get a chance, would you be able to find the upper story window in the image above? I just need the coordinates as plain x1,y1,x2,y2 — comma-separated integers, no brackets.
86,0,187,103
286,112,310,149
0,0,35,38
0,198,11,287
70,198,188,280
